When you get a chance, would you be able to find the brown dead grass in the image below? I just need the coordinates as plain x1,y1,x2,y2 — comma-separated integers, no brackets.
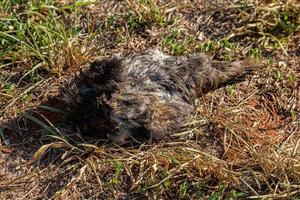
1,0,300,199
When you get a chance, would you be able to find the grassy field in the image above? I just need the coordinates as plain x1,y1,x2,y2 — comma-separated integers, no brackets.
0,0,300,199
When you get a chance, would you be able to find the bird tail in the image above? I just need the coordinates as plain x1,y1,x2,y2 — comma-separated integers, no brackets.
189,56,262,97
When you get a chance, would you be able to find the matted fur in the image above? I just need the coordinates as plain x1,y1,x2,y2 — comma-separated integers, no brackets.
62,49,259,144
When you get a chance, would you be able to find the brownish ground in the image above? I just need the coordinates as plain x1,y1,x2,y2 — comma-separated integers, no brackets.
1,0,300,199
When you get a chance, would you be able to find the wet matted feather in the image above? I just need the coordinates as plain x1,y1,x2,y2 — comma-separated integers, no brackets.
61,49,261,144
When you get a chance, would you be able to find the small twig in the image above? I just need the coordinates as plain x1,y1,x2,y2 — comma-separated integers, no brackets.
292,137,300,156
2,80,44,114
240,177,260,196
248,189,300,199
0,92,13,97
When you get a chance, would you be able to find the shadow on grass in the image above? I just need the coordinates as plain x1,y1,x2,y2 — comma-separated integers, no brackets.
0,75,158,198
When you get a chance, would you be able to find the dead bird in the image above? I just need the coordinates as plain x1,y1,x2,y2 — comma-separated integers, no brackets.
62,49,260,144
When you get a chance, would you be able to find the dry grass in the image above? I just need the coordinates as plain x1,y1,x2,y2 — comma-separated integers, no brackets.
1,0,300,199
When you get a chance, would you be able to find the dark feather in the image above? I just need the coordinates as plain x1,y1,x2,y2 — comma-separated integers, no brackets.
61,49,261,144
